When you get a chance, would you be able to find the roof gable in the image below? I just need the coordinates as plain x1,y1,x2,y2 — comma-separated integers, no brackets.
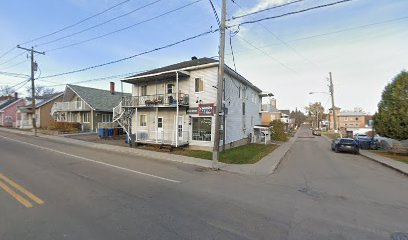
67,84,131,112
0,98,24,111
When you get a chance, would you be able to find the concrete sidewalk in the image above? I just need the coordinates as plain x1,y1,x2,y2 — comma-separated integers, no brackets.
0,127,297,175
360,150,408,176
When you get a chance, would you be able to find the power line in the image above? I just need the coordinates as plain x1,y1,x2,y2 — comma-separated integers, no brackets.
229,33,237,72
235,33,298,74
0,47,17,61
18,0,131,46
229,0,353,28
208,0,221,27
0,52,25,66
42,28,215,79
1,59,29,70
231,0,307,20
0,71,30,78
230,0,320,68
35,0,163,47
42,71,144,87
44,0,204,53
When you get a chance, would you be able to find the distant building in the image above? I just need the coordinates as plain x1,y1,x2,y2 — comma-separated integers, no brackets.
329,107,373,134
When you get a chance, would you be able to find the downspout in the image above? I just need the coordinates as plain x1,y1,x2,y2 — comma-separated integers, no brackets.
176,71,179,147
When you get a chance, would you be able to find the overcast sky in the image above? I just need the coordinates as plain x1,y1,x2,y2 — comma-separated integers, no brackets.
0,0,407,114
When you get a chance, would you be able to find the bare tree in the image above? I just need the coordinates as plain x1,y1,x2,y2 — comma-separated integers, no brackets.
305,102,325,129
0,85,16,96
26,85,56,97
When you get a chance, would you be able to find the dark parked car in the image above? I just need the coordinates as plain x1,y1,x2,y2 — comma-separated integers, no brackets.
312,129,321,136
331,138,359,154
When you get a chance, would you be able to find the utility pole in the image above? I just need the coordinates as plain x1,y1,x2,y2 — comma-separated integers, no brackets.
212,0,226,169
17,45,45,137
329,72,337,133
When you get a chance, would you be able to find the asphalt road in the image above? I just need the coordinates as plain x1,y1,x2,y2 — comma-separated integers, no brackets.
0,126,407,240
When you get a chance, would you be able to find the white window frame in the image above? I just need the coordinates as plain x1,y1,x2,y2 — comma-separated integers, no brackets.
102,114,112,123
140,114,147,127
83,112,90,123
141,85,147,96
194,78,204,93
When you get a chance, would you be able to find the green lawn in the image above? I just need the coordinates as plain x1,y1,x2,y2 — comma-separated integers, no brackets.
173,144,279,164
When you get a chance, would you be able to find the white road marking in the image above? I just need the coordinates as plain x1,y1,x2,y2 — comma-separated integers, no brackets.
0,135,180,183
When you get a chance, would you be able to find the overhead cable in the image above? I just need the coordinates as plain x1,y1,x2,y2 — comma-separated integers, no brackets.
42,28,215,79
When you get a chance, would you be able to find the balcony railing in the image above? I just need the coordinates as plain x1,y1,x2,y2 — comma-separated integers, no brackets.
122,93,189,107
52,101,90,112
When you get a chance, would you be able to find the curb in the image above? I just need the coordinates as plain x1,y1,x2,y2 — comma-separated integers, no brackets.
359,151,408,177
0,127,215,169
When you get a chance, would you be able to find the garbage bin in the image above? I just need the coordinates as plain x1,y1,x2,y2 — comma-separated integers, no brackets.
108,128,114,138
99,128,106,139
113,128,119,138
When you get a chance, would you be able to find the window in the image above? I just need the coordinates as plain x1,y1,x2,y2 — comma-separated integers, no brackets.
195,78,203,92
102,114,112,123
192,117,212,141
141,85,147,96
83,112,90,123
157,117,163,128
238,86,241,98
167,83,173,94
140,115,147,126
242,102,246,115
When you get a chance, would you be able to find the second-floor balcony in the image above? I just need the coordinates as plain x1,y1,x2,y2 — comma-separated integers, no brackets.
122,93,189,108
52,101,90,112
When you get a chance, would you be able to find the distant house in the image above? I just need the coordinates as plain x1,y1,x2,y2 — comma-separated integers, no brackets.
329,107,373,134
16,92,64,129
51,83,130,132
114,57,271,150
0,93,25,127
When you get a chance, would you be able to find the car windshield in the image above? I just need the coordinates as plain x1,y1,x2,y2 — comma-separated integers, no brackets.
341,139,355,144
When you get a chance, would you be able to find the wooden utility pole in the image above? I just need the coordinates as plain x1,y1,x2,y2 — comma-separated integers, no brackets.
17,45,45,137
329,72,337,132
212,0,226,169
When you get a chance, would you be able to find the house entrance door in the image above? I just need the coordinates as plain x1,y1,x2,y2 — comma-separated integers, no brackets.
177,116,183,142
157,117,164,142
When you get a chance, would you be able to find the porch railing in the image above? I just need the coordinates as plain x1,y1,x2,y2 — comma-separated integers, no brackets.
122,93,189,107
134,130,189,146
52,101,90,112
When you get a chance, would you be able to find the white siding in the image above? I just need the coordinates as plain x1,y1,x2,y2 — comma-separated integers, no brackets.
128,65,263,148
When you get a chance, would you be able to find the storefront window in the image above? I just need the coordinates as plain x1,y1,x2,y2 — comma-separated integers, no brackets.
192,117,212,141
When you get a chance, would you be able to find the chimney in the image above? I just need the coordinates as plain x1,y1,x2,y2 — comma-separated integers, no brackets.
191,56,198,60
14,92,18,99
110,82,115,95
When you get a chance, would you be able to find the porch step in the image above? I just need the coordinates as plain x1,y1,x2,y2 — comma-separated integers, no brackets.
159,144,174,152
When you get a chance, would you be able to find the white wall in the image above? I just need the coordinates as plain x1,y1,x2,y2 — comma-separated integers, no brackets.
129,65,263,148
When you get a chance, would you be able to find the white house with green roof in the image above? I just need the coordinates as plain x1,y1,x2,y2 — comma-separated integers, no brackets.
51,84,130,132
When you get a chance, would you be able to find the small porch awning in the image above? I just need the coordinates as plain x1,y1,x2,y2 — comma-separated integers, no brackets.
123,70,190,84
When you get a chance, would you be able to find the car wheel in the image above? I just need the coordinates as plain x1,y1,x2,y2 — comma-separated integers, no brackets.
335,146,339,153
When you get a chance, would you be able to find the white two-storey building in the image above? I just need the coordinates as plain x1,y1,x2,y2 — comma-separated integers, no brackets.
113,57,270,150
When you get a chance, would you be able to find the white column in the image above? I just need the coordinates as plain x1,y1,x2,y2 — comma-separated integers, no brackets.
175,71,179,147
135,108,138,142
155,107,158,143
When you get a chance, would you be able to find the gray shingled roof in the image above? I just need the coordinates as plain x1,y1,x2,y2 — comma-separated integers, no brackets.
67,84,131,112
339,111,367,116
0,98,21,111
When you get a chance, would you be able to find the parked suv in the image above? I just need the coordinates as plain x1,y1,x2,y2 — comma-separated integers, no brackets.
331,138,359,154
354,134,372,150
